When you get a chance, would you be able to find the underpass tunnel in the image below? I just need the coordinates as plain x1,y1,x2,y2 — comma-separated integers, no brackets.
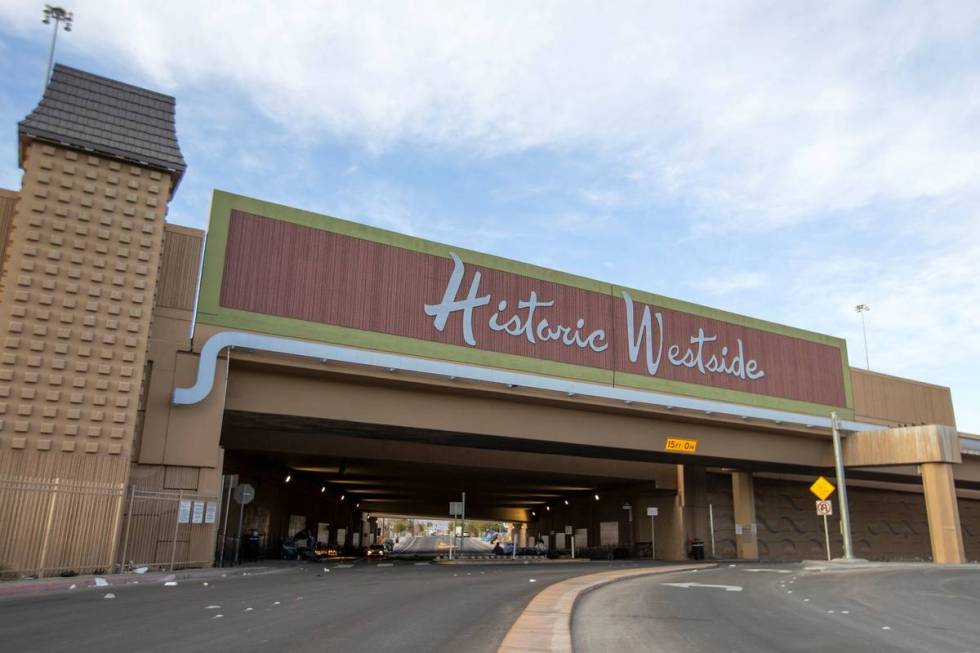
213,390,980,564
216,409,695,561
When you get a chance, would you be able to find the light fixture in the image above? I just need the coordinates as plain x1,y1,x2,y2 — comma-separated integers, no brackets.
594,494,600,501
284,474,291,483
340,494,345,501
531,511,536,516
356,503,360,508
321,486,326,493
855,304,871,369
545,505,550,511
41,6,74,89
563,499,569,506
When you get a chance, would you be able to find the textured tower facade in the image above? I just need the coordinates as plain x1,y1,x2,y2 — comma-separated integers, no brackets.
0,65,185,576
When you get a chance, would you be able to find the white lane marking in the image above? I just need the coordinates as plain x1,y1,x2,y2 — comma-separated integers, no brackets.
882,626,891,630
334,564,354,569
744,569,792,574
414,562,430,566
377,563,394,567
662,582,743,592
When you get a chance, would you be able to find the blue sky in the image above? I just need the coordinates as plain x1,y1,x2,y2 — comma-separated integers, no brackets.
1,2,978,431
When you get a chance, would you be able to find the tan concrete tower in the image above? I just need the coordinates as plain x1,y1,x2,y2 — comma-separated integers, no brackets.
0,65,185,577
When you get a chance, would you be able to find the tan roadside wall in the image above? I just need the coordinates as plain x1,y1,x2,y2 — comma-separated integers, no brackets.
708,472,980,562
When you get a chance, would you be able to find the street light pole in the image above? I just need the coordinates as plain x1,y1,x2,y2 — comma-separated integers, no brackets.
42,5,73,90
855,304,871,370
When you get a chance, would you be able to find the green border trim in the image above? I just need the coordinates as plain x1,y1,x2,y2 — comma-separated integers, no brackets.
197,190,854,415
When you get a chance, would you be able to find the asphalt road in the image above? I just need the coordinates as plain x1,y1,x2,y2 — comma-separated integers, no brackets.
573,563,980,653
0,559,635,653
394,534,494,554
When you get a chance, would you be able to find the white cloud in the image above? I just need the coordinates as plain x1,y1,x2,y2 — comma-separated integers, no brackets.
3,1,979,429
2,1,978,228
698,272,768,295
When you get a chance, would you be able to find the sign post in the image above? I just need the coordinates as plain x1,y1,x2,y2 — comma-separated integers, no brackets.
565,525,574,559
708,503,716,559
448,501,463,560
647,507,658,560
816,500,834,561
461,492,466,556
810,476,836,561
232,483,255,566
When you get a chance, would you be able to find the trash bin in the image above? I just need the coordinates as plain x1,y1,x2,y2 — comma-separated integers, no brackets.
691,539,705,560
244,529,261,561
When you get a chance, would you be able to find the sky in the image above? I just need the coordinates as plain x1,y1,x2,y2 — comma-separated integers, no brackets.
0,1,978,431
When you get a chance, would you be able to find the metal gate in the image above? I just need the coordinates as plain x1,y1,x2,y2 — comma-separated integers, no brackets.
117,486,221,572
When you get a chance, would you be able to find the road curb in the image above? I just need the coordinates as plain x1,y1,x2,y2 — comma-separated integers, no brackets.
0,565,279,598
434,558,591,566
497,562,715,653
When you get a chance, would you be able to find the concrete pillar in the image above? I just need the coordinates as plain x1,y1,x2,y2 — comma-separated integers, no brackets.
732,471,758,559
679,465,709,545
921,463,966,564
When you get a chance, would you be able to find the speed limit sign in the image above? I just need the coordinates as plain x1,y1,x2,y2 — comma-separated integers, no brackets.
816,500,833,516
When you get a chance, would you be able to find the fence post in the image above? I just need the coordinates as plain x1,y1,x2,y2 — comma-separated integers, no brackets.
217,477,232,567
36,477,61,577
170,490,182,572
118,486,136,573
106,484,127,574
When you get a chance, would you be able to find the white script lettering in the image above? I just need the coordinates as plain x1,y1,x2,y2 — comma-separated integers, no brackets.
425,253,607,353
424,254,764,381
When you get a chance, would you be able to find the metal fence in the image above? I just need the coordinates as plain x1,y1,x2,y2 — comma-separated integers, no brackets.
0,476,124,579
117,487,222,573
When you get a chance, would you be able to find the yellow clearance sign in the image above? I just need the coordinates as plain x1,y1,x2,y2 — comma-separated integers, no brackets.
665,437,698,453
809,476,836,501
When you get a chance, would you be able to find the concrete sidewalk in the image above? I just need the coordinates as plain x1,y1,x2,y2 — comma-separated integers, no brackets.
0,564,280,598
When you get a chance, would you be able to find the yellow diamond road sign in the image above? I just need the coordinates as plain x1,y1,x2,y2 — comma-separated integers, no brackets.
810,476,836,501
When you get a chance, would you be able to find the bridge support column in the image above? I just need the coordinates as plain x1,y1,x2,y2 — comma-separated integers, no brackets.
921,463,965,564
732,471,758,560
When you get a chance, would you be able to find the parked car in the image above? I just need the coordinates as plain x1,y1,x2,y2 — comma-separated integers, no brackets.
365,544,386,559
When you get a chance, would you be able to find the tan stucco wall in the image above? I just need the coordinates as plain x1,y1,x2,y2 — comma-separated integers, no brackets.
0,142,172,576
851,368,956,427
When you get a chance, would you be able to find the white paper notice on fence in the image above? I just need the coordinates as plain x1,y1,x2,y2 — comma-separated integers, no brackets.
192,501,205,524
205,502,217,524
178,499,192,524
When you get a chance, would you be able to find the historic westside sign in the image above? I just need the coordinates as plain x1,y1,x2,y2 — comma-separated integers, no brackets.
196,191,853,416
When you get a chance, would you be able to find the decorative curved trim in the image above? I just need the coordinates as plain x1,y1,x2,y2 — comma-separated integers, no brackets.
174,330,882,434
